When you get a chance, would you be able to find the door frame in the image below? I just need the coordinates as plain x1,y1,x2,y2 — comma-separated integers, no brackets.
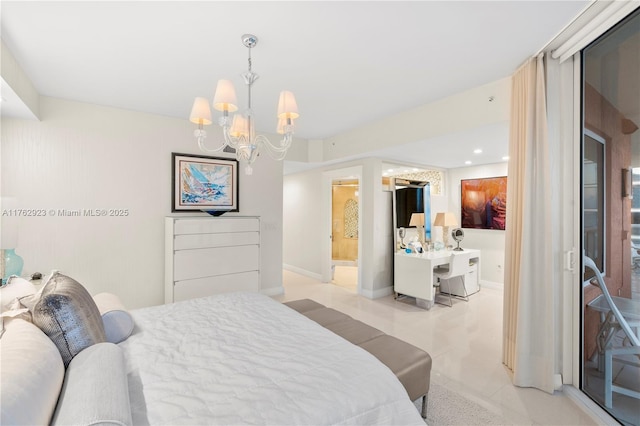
322,166,363,294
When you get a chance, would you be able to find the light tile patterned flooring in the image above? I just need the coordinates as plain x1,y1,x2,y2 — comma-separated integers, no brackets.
275,269,596,425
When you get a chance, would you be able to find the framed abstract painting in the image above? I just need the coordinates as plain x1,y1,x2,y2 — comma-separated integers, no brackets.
172,153,239,213
460,176,507,230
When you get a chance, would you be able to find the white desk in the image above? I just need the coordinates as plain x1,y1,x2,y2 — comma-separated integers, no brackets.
394,249,481,309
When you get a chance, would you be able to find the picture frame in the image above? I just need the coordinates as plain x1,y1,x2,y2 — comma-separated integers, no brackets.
172,153,239,213
460,176,507,230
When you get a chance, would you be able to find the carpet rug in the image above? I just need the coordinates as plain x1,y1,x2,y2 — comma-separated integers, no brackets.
415,383,510,425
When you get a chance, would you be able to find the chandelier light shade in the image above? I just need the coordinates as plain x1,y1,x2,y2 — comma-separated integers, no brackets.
212,80,238,112
277,90,299,119
189,97,212,125
190,34,299,175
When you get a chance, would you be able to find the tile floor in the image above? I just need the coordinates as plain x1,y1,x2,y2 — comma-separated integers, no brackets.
275,269,596,425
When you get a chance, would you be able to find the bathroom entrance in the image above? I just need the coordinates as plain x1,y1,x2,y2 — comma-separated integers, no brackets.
331,178,359,292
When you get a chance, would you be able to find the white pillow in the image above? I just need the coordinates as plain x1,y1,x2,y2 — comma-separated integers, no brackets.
93,293,135,344
0,318,65,426
0,276,36,313
51,342,132,426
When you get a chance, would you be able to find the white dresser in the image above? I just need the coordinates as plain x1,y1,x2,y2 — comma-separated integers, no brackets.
165,216,260,303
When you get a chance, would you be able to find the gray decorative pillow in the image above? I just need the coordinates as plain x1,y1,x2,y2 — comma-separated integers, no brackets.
31,272,106,367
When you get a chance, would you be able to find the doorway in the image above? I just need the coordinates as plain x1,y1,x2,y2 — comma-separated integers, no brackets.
321,166,363,294
331,179,359,293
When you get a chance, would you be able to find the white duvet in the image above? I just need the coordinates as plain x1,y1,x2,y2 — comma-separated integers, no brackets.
119,292,424,425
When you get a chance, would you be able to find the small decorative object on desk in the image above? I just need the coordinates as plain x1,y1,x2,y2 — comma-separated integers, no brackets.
0,248,24,285
452,228,465,251
433,241,445,251
408,241,423,254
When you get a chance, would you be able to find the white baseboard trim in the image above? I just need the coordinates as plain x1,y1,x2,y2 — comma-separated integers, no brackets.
563,385,617,425
480,280,503,291
360,285,394,300
282,264,323,281
261,286,284,297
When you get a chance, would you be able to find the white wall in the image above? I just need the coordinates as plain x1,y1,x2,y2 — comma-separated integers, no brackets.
322,78,510,161
283,170,323,278
1,97,284,308
446,162,508,287
283,158,395,298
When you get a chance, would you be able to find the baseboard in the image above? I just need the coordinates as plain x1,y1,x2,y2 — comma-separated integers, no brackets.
261,286,285,297
563,385,618,425
360,285,394,300
480,280,503,291
282,264,323,281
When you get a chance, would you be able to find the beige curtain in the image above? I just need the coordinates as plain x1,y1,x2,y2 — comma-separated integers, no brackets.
503,54,559,393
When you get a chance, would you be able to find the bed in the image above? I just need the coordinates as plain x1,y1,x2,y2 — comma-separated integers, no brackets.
121,291,424,425
1,274,424,425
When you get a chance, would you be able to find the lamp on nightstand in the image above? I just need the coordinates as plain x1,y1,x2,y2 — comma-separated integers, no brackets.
409,213,425,245
433,212,458,249
0,197,23,284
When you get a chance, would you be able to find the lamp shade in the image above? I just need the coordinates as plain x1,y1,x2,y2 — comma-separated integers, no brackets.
212,80,239,112
230,114,249,138
189,97,212,125
433,212,458,227
277,90,299,119
409,213,425,227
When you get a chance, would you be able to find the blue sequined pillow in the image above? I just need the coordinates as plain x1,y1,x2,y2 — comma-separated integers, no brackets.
30,272,106,367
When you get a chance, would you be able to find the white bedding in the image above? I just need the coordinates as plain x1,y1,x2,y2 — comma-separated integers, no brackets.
119,292,424,425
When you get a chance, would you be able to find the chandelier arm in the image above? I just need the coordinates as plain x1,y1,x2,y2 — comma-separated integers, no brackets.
197,138,228,153
254,134,293,160
221,125,241,149
257,134,292,153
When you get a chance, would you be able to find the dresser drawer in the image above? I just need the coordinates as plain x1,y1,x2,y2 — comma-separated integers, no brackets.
173,271,259,302
174,245,259,281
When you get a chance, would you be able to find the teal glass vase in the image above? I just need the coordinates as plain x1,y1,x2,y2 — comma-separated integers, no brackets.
2,249,24,284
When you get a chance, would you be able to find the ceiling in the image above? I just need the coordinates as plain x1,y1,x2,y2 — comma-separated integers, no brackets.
1,1,590,171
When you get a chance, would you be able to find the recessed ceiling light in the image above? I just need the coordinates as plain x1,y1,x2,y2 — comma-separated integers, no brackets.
386,169,394,173
383,172,389,176
465,161,472,165
502,156,510,161
403,169,409,173
412,168,418,172
473,149,482,154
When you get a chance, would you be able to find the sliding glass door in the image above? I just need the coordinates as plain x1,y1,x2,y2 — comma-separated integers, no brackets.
581,8,640,425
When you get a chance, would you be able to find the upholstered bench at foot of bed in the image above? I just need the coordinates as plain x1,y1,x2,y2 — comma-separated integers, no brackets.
284,299,432,419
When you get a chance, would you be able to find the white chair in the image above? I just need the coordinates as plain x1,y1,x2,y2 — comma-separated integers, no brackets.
433,252,470,307
584,256,640,408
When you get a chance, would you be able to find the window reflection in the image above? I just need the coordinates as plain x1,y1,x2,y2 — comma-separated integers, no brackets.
582,8,640,425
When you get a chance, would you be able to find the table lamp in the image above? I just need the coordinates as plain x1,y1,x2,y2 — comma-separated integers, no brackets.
433,212,458,249
409,213,425,245
0,197,24,284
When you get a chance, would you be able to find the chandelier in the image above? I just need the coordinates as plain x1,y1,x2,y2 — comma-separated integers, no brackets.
189,34,299,175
